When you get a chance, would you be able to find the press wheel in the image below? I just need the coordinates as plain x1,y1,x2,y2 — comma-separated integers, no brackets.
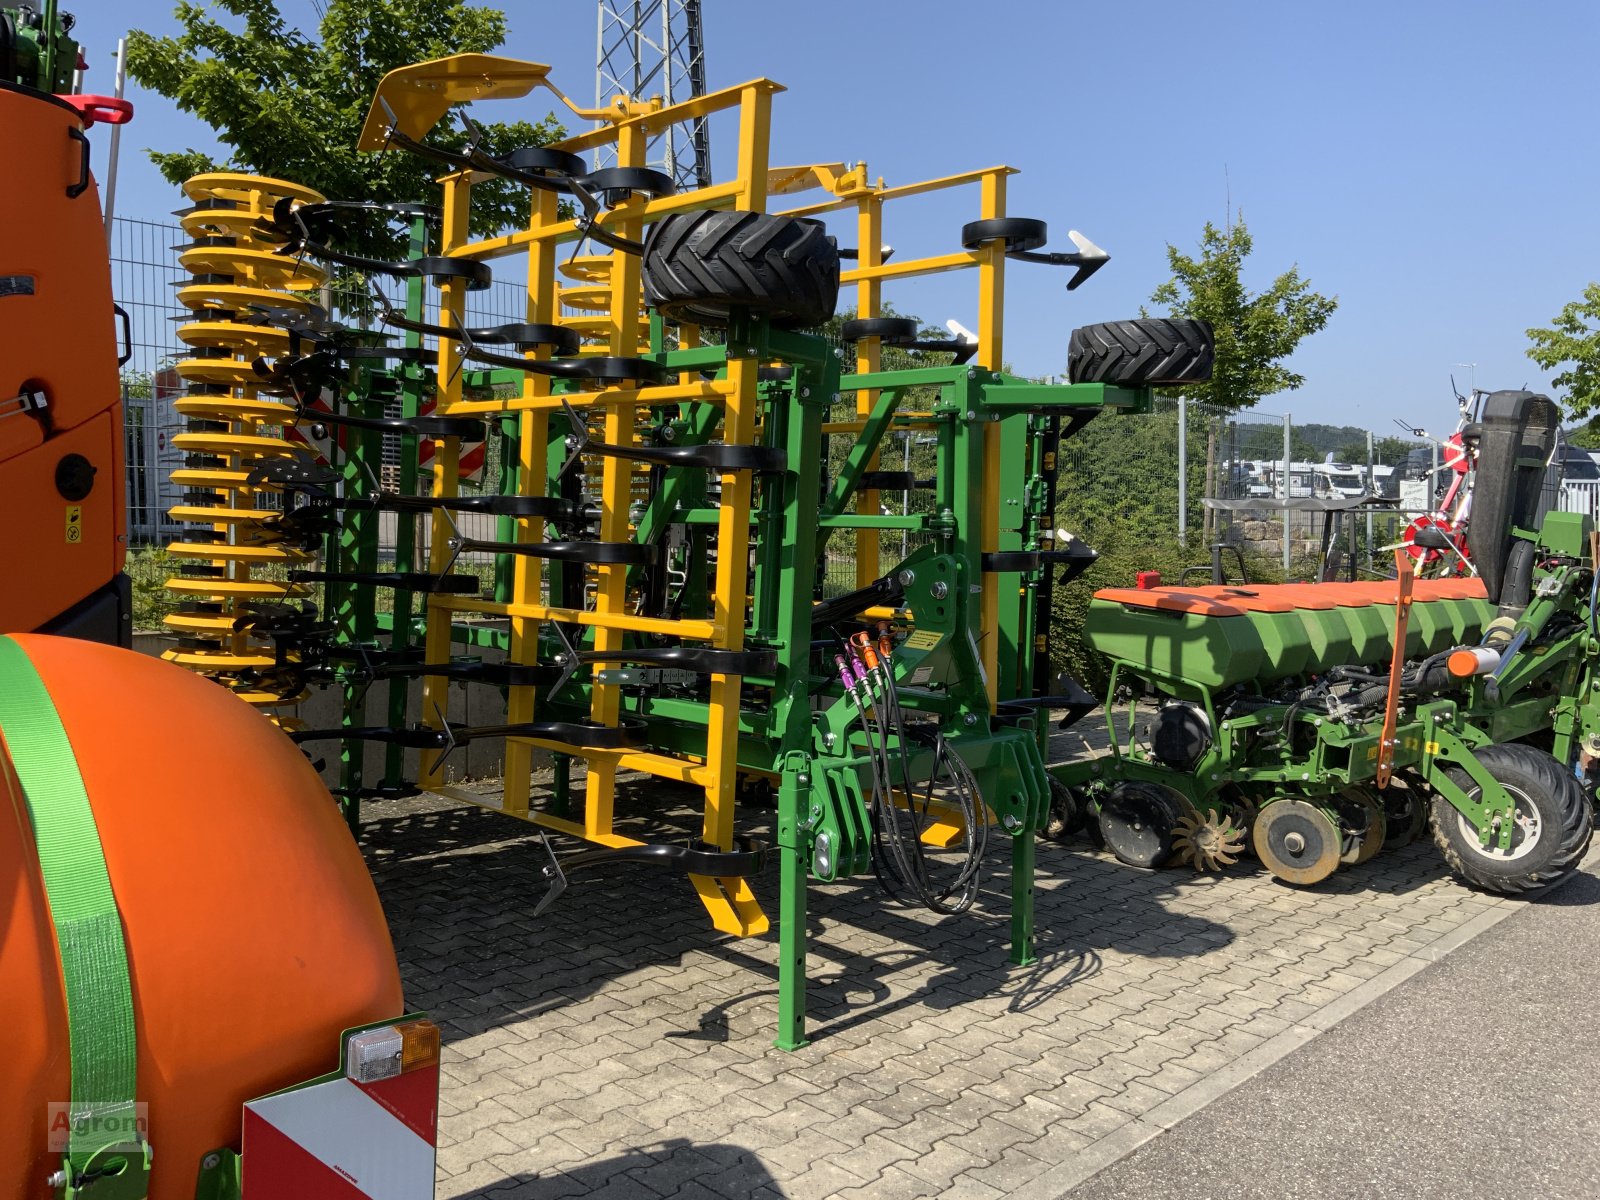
1253,799,1341,886
1097,780,1186,868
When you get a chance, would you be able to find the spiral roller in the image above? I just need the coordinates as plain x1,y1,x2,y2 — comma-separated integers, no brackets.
163,173,330,718
557,254,651,352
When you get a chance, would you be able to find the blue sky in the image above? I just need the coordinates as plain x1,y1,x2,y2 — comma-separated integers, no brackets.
67,0,1600,436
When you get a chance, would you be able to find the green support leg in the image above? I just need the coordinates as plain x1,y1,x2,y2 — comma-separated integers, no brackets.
775,762,810,1051
336,374,381,830
1010,832,1037,967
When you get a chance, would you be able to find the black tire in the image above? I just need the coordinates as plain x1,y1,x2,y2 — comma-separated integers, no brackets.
1431,744,1590,894
1068,318,1214,386
1042,776,1084,842
1097,780,1186,868
642,210,839,329
1383,779,1429,845
1336,787,1387,866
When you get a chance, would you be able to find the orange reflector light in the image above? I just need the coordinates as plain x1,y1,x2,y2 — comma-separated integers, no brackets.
346,1018,441,1083
396,1018,441,1072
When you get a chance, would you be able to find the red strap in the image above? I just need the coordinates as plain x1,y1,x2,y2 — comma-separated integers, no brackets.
60,95,134,128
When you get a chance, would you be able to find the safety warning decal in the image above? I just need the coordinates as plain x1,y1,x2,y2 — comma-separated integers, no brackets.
65,506,82,544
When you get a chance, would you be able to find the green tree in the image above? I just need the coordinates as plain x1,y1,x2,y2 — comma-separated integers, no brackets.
1239,426,1315,463
1567,424,1600,450
1146,213,1338,412
127,0,564,259
1333,435,1417,465
1373,435,1421,465
121,369,153,400
1526,282,1600,422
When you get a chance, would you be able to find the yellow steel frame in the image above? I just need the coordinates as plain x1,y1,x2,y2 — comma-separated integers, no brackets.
381,60,781,936
363,52,1039,946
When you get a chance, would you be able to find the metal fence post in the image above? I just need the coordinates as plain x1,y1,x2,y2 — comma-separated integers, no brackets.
1282,412,1292,574
1366,429,1375,573
1177,395,1188,548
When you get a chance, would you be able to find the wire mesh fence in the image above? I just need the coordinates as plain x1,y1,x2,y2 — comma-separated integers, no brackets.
113,216,529,627
113,216,529,546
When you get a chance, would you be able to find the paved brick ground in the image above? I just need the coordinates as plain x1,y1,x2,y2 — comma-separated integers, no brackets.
359,753,1516,1200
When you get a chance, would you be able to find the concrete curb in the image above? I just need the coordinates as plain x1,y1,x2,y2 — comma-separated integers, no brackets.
1013,845,1600,1200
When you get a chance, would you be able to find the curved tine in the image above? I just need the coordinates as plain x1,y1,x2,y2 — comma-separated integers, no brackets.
552,398,591,483
547,620,584,701
377,95,400,150
434,503,464,541
427,701,462,774
347,640,378,706
531,832,569,918
434,505,477,582
562,173,647,256
564,171,604,223
354,452,383,494
365,275,406,326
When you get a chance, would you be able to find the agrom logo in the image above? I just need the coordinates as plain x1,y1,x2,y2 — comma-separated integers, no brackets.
45,1103,149,1152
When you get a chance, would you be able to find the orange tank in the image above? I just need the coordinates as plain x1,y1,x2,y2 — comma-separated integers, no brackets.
0,81,126,635
1,635,404,1200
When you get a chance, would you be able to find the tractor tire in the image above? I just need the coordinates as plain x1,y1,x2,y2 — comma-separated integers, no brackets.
642,210,840,329
1067,318,1215,386
1431,744,1590,894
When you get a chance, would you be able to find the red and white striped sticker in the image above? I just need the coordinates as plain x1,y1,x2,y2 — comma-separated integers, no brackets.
415,396,486,483
242,1068,437,1200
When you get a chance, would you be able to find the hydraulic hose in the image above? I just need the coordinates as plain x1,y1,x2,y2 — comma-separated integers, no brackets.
835,628,988,914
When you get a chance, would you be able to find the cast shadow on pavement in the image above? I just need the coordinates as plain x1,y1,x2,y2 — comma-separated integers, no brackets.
453,1138,781,1200
362,787,1230,1046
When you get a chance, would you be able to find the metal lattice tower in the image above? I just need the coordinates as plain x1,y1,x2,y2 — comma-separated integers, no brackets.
595,0,712,190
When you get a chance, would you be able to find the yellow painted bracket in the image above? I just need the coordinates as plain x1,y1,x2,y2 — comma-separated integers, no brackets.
689,872,769,937
358,54,554,149
767,161,873,198
890,791,999,849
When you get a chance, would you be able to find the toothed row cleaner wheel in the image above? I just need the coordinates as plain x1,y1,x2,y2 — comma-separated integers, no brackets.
1172,810,1247,871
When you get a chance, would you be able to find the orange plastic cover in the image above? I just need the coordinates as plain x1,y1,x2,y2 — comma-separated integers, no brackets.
1093,588,1246,617
2,637,404,1200
0,86,126,632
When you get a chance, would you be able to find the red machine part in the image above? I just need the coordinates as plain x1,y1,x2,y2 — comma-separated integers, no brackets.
1401,513,1470,573
59,94,133,127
